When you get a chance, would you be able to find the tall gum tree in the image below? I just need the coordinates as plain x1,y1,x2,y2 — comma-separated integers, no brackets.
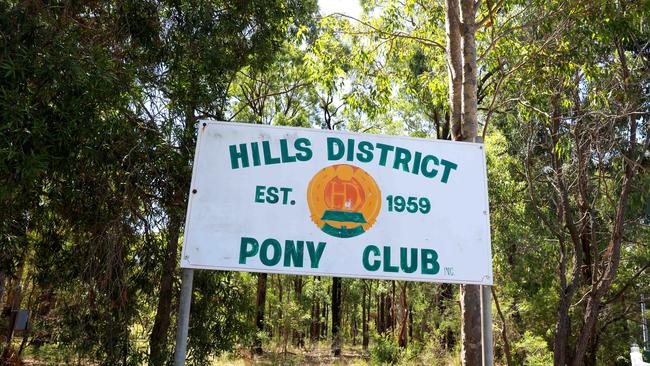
142,1,318,363
447,0,483,363
484,0,649,364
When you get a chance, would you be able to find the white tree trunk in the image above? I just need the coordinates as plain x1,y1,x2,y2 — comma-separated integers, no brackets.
456,0,483,364
460,0,478,141
446,0,463,140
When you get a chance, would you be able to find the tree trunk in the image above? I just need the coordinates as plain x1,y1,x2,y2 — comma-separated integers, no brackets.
311,298,320,342
0,272,5,307
294,277,304,348
1,239,26,362
570,35,638,366
362,281,369,350
445,0,463,140
17,268,35,357
572,295,602,366
460,0,478,140
2,284,22,360
277,275,284,344
352,310,357,346
408,306,413,343
584,330,598,366
493,288,513,366
391,281,396,333
294,277,303,295
554,295,572,366
383,293,390,333
438,283,456,349
149,213,181,366
255,273,268,354
322,301,328,339
457,0,482,364
460,285,482,365
377,294,384,334
398,283,408,348
331,277,342,356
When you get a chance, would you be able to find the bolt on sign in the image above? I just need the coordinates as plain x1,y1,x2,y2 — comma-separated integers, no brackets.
181,121,492,285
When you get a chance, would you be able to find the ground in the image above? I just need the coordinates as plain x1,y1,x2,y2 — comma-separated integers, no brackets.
17,344,369,365
17,342,460,365
214,346,369,365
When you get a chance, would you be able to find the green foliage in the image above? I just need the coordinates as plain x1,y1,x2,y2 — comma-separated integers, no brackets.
0,0,317,364
370,334,402,365
514,332,554,366
187,272,255,365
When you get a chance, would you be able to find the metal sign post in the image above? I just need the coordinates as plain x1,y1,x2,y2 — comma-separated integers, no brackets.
642,294,648,349
174,268,194,366
481,285,493,366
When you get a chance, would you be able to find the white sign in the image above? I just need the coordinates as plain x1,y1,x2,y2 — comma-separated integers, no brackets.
181,121,492,284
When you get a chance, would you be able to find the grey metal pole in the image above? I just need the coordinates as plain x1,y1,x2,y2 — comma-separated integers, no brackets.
174,268,195,366
481,285,494,366
641,294,648,349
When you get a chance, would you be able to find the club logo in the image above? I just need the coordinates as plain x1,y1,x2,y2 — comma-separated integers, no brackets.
307,164,381,238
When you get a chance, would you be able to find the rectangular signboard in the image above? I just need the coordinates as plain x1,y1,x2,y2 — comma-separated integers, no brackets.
181,121,492,285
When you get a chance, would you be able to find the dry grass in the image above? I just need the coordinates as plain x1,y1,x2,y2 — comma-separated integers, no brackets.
213,345,369,366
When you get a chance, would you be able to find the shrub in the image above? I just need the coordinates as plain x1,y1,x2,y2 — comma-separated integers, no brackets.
514,331,553,366
370,335,403,365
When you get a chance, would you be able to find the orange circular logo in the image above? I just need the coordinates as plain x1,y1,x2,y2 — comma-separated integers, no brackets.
307,164,381,238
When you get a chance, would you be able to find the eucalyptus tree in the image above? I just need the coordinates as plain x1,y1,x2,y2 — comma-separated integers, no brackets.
1,0,317,363
484,0,649,364
338,0,491,362
319,0,648,365
140,1,318,364
0,1,163,362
